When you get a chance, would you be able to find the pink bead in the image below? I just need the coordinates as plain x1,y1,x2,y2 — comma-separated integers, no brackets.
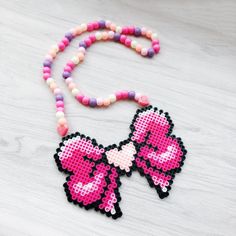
62,37,69,46
76,93,84,103
152,39,159,46
121,90,129,99
56,101,64,108
89,34,96,43
84,38,92,47
58,42,65,51
125,38,131,47
138,95,149,106
57,123,68,137
128,26,135,35
64,66,72,72
87,23,93,31
93,21,99,29
43,73,51,80
120,35,127,43
57,107,64,112
82,96,90,106
67,61,75,69
115,91,122,100
122,27,128,34
153,44,160,53
43,67,51,73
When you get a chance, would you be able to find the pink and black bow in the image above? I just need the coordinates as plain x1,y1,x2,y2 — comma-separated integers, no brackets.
54,106,187,219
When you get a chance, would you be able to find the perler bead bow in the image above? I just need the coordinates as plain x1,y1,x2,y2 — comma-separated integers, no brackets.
54,106,187,219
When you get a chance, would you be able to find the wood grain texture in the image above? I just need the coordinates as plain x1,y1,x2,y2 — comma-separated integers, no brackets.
0,0,236,235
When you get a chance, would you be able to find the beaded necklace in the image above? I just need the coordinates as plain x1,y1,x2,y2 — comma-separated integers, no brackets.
43,20,187,219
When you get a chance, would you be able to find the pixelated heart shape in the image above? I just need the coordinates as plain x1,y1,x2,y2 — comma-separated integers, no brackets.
106,142,136,173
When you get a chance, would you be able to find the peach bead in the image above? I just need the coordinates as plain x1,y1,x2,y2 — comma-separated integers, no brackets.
50,83,57,91
68,82,76,90
58,117,67,125
136,44,142,53
78,52,84,61
103,99,110,107
102,32,108,40
110,23,116,31
75,26,82,35
146,30,152,38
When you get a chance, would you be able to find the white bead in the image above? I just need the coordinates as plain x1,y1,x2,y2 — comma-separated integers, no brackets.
108,31,115,39
80,23,87,31
116,26,122,33
46,77,54,85
56,111,65,119
131,40,137,49
71,56,79,64
109,94,116,103
72,88,79,96
95,32,102,40
51,44,59,53
151,33,158,40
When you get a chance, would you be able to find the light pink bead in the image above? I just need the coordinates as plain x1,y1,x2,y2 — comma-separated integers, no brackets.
56,101,64,108
141,48,148,56
125,38,131,47
120,35,127,43
78,47,86,53
58,42,65,51
57,107,64,112
141,27,147,36
62,37,69,46
65,77,73,84
45,55,53,61
97,98,104,106
82,96,90,106
54,88,62,95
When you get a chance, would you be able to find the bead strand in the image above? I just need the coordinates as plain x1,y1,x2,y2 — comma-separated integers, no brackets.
42,20,160,136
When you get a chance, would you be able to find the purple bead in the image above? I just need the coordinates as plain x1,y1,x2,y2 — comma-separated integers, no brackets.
134,27,141,37
89,98,97,107
147,48,155,58
43,60,52,67
114,33,121,42
79,41,87,49
55,94,64,101
99,20,106,29
65,32,73,41
128,91,135,99
63,71,71,79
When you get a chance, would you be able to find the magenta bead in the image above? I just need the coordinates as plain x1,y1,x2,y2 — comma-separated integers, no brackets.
82,96,90,106
89,34,96,43
120,35,127,43
115,91,122,100
62,37,69,46
85,38,92,47
64,66,72,72
58,42,65,51
93,21,99,30
125,38,131,47
122,27,128,34
43,67,51,73
67,61,75,69
152,39,159,46
153,44,160,53
128,26,135,35
87,23,93,32
121,90,129,99
76,93,84,103
56,101,64,108
43,73,51,80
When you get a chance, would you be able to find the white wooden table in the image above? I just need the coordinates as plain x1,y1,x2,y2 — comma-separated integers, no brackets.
0,0,236,235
